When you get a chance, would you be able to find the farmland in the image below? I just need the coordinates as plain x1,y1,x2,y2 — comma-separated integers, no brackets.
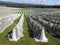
26,8,60,37
0,6,60,45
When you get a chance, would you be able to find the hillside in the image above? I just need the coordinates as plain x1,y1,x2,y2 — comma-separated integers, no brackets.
0,1,60,8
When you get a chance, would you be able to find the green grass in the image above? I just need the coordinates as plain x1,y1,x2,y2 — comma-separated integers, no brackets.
17,16,36,45
45,30,60,45
16,16,60,45
0,11,60,45
0,15,21,45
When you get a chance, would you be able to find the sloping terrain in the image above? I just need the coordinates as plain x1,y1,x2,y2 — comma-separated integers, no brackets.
0,7,60,45
26,8,60,37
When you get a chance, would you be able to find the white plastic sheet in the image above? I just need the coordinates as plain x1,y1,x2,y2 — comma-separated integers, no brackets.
8,14,24,41
0,14,20,33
